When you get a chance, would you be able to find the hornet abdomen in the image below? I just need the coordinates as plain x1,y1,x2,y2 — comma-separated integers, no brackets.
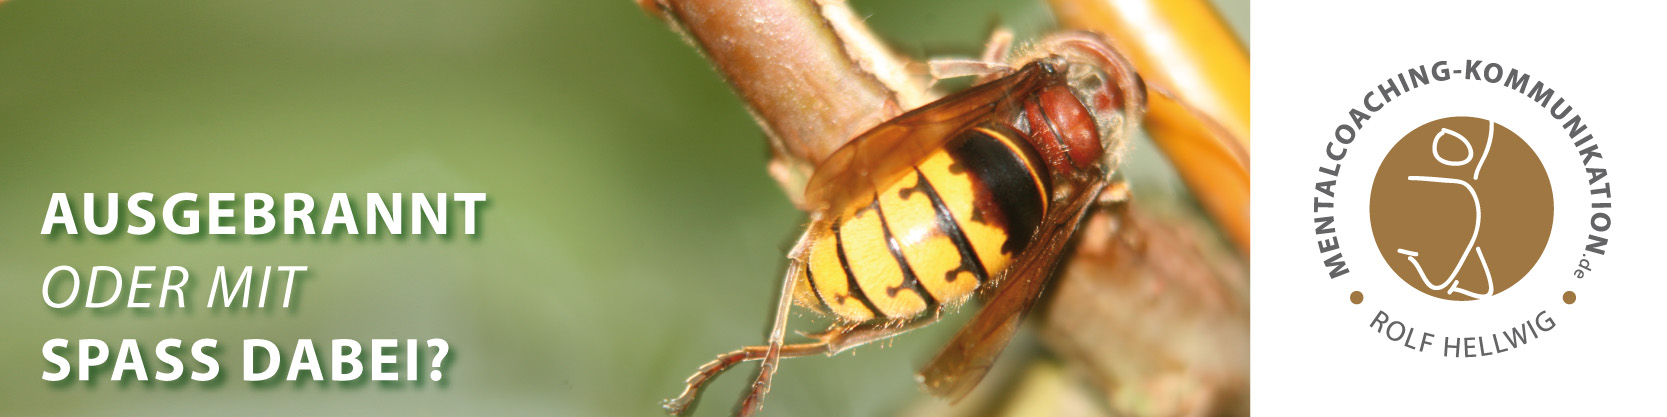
792,126,1051,322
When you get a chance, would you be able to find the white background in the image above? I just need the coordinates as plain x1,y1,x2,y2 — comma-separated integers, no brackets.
1252,1,1667,414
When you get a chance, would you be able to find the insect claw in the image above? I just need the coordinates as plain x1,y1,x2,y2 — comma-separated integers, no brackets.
661,395,694,416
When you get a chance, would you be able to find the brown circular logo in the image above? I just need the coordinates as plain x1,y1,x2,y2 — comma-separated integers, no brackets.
1369,117,1554,301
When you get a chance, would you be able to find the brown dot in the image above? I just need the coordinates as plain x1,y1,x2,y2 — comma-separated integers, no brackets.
1349,291,1364,304
1563,291,1576,304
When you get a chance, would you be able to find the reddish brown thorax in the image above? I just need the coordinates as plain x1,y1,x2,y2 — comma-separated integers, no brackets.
1023,84,1105,173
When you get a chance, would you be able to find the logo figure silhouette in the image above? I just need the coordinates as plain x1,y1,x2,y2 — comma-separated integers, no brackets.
1371,117,1553,301
1397,124,1495,300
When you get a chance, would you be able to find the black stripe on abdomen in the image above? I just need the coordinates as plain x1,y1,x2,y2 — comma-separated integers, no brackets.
947,127,1049,255
872,199,939,311
914,168,990,285
832,221,883,318
802,262,832,313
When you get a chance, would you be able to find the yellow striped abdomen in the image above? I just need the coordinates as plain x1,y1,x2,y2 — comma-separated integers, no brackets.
793,126,1051,321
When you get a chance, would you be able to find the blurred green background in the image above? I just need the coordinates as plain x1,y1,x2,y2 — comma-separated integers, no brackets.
0,1,1243,416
